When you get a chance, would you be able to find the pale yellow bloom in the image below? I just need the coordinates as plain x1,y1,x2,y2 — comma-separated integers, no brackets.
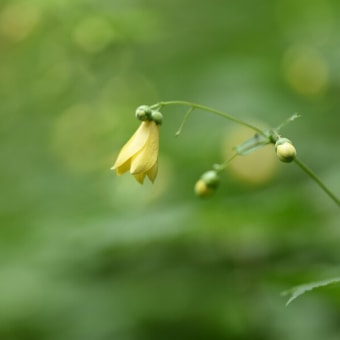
112,121,159,184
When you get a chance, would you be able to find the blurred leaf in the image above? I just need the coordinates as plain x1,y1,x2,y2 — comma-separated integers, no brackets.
282,277,340,306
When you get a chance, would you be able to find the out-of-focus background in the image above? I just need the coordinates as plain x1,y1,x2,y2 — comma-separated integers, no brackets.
1,0,340,339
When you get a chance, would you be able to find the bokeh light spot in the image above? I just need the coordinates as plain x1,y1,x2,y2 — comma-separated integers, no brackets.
0,2,40,41
52,104,109,174
73,15,118,53
283,45,329,97
222,124,278,186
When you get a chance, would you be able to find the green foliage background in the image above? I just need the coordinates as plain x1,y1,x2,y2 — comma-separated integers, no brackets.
1,0,340,339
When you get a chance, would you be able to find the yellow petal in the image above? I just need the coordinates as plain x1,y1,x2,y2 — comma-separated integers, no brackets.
130,122,159,174
113,158,131,175
146,160,158,183
133,173,145,184
112,122,151,171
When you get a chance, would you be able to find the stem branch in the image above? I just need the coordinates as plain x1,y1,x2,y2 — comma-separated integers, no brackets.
213,153,239,172
152,101,265,136
149,100,340,207
294,158,340,207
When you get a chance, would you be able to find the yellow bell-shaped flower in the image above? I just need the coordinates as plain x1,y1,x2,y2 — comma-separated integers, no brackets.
112,121,159,184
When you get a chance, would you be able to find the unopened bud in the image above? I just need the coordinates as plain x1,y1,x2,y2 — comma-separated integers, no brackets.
275,138,296,163
135,105,152,121
195,180,213,197
194,170,219,198
151,110,163,125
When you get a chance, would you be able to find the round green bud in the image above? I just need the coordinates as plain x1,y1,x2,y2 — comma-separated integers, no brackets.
151,110,163,125
275,138,296,163
200,170,219,189
135,105,152,121
194,170,220,198
194,179,214,198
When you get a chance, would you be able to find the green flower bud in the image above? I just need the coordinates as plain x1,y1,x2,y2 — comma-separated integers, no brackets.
194,170,219,197
275,138,296,163
195,179,213,197
201,170,219,188
151,110,163,125
135,105,152,121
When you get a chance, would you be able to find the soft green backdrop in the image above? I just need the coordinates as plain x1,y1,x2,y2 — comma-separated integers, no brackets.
1,0,340,339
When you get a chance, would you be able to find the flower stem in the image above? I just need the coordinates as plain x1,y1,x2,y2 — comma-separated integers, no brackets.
176,106,194,136
213,153,239,172
294,157,340,207
150,100,340,207
275,113,301,132
151,101,265,136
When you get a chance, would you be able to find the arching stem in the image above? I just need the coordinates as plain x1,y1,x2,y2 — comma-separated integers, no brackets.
294,158,340,207
151,101,265,136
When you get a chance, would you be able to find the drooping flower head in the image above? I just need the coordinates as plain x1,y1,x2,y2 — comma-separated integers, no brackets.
111,106,162,184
